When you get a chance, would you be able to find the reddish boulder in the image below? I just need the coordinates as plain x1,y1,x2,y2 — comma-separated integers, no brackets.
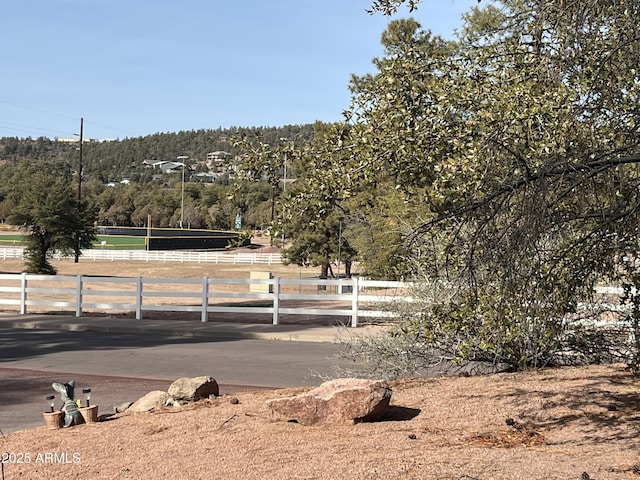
266,378,392,426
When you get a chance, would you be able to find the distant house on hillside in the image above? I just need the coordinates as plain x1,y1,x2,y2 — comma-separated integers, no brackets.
142,155,229,180
206,151,232,161
191,172,217,183
206,151,233,175
143,160,186,174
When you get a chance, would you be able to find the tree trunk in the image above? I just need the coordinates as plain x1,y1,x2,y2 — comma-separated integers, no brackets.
345,261,352,278
320,263,329,278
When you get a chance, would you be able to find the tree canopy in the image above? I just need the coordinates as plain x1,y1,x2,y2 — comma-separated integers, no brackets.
0,126,314,235
7,163,97,273
301,0,640,370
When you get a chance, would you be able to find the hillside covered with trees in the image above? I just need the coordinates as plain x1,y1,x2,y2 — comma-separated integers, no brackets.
0,124,314,233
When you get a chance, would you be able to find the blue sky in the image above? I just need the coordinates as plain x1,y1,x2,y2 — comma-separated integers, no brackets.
0,0,479,140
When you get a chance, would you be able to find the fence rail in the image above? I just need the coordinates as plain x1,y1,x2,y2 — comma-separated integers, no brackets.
0,248,282,265
0,273,410,327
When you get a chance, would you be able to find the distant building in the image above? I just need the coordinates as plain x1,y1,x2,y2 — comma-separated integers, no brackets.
56,137,90,143
145,160,186,174
142,154,232,180
206,151,237,176
191,172,217,183
206,151,232,161
56,137,112,143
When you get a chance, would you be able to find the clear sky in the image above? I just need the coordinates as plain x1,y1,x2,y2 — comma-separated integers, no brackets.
0,0,478,140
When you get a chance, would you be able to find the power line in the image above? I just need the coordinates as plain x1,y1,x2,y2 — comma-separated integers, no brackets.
0,119,75,138
0,98,133,139
0,99,81,138
0,99,77,121
83,119,131,137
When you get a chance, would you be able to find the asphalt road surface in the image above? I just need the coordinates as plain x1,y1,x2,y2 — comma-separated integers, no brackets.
0,326,349,434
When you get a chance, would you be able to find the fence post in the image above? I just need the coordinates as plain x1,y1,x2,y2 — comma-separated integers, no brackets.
201,276,209,323
135,276,143,320
20,273,27,315
76,275,83,317
272,276,280,325
351,276,360,328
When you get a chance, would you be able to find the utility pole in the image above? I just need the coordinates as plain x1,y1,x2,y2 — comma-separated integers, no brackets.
78,117,83,202
280,137,288,249
74,117,84,263
177,155,189,229
281,150,286,248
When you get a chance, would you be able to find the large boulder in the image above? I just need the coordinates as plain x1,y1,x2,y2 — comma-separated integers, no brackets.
266,378,392,426
168,376,219,402
127,391,171,413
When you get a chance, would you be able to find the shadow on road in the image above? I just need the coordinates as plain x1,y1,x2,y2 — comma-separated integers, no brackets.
0,327,236,363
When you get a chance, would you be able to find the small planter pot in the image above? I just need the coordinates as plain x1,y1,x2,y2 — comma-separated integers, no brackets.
43,411,64,430
79,405,98,423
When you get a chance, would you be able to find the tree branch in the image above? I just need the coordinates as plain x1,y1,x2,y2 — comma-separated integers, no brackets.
415,148,640,235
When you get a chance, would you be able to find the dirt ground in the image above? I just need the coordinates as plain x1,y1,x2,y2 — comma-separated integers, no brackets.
1,363,639,479
0,255,313,281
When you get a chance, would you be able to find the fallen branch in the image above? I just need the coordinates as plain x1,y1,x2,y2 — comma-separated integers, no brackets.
219,414,237,429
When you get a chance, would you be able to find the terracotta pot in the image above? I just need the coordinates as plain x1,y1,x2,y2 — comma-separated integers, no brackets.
43,411,64,430
79,405,98,423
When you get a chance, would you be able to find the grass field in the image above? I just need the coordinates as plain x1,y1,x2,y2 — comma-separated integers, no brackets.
0,234,23,247
92,235,147,249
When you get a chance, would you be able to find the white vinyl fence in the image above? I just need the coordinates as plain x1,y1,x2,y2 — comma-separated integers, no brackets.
0,248,282,265
0,273,411,327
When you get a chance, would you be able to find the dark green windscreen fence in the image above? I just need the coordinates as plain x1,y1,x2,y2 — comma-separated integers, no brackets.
95,227,247,251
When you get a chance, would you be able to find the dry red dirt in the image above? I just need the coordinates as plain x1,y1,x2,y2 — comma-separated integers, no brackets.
2,364,640,480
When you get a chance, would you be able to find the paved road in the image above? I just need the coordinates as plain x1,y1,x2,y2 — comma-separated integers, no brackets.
0,326,349,434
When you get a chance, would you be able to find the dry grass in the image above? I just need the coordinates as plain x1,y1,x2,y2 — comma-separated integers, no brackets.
0,256,311,280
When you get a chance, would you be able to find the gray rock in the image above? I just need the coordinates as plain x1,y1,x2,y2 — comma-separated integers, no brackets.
168,376,219,402
127,391,171,413
266,378,392,426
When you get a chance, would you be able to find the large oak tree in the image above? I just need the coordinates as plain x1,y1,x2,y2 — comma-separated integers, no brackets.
300,0,640,371
7,163,96,274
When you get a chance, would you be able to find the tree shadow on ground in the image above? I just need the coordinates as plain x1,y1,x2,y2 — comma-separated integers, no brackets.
489,369,640,445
